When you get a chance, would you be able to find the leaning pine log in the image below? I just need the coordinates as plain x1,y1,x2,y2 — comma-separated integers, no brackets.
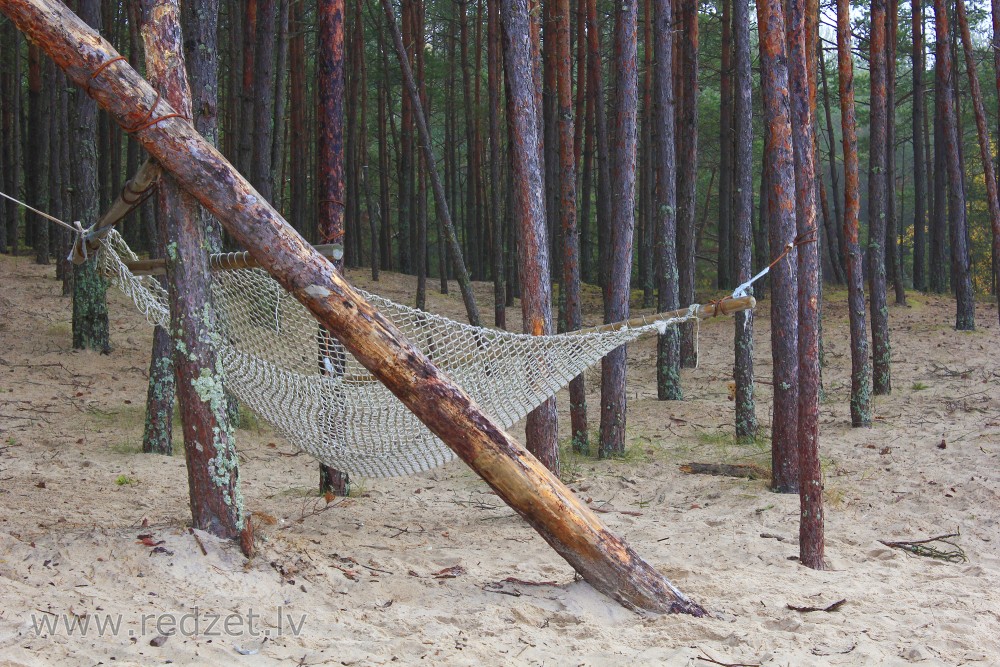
0,0,705,615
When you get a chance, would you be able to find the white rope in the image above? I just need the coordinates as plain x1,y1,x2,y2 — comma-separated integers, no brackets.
0,189,98,262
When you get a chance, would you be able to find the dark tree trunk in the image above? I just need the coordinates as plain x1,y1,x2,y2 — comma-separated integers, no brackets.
930,49,949,294
676,0,698,368
936,0,975,330
819,44,847,282
289,0,307,236
600,0,638,459
587,0,611,289
500,0,559,472
756,0,799,493
270,0,289,208
71,0,110,353
552,0,587,453
141,0,249,548
885,0,905,306
238,0,257,175
717,0,733,289
487,0,506,328
317,0,350,496
787,0,823,570
912,0,928,292
251,0,276,203
3,24,23,255
837,0,872,427
868,0,892,395
732,0,757,439
653,0,681,402
27,43,50,265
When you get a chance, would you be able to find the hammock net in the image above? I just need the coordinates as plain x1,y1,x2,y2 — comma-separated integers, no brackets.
99,230,703,478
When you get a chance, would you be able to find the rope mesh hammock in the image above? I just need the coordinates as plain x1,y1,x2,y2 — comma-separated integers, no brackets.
99,230,741,478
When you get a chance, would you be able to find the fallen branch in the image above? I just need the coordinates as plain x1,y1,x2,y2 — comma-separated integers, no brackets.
680,463,770,480
879,532,967,563
696,651,760,667
787,599,847,613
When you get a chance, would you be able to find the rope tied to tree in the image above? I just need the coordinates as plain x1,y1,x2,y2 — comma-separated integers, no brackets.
0,189,101,260
732,228,818,299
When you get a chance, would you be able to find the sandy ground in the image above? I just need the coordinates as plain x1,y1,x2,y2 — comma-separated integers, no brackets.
0,252,998,667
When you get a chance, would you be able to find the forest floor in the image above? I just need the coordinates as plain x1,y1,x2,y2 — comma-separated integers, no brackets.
0,252,999,666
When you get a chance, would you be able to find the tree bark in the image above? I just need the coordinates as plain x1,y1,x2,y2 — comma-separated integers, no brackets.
600,0,638,459
317,0,351,496
717,0,733,289
819,44,847,283
756,0,799,493
71,0,110,353
487,0,506,328
677,0,699,368
552,0,587,453
732,0,757,439
499,0,558,471
653,0,681,402
140,0,249,548
912,0,928,292
885,0,905,306
836,0,872,427
868,0,892,395
940,0,975,330
787,0,823,569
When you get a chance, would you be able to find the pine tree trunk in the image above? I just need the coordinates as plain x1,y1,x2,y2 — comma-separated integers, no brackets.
27,43,50,265
677,0,699,368
930,52,949,294
885,0,905,305
936,0,975,330
732,0,757,439
552,0,587,454
787,0,823,569
653,0,681,402
141,0,249,549
912,0,928,292
317,0,350,497
836,0,872,427
868,0,892,395
599,0,638,459
71,0,109,353
756,0,799,492
487,0,506,328
500,0,559,472
819,45,847,282
717,0,733,289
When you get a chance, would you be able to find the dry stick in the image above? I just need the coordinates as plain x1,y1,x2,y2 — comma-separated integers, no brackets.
380,0,480,327
879,532,967,562
1,0,703,615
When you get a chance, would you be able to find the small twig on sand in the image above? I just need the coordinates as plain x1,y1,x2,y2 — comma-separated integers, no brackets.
787,599,847,613
696,650,760,667
188,528,208,555
879,531,967,563
680,462,770,480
